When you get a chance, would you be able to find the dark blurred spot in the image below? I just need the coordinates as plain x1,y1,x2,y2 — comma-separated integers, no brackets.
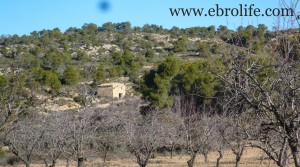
98,0,111,12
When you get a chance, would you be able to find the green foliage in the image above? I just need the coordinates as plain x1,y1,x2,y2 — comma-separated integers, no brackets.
230,25,270,48
0,73,37,123
32,68,45,83
62,66,81,86
142,24,165,33
170,26,182,36
257,29,265,43
140,55,181,107
43,71,62,92
110,50,142,80
81,23,101,45
246,54,276,87
73,50,89,61
0,46,9,57
173,37,188,52
217,25,232,41
183,26,215,38
156,55,181,77
82,23,98,36
151,74,174,107
107,67,119,78
19,53,40,69
112,52,125,66
31,68,61,92
74,95,87,106
175,61,219,104
102,22,115,32
210,43,221,54
123,50,135,74
93,66,106,85
0,23,279,111
207,25,216,38
138,39,153,50
42,49,70,70
140,54,223,107
197,42,211,57
145,50,155,61
252,41,263,53
0,75,8,88
115,22,131,33
257,24,267,43
29,46,43,58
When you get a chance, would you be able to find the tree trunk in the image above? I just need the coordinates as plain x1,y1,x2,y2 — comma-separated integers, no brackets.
278,137,289,167
284,157,289,167
77,157,85,167
187,154,196,167
203,152,208,163
44,159,49,167
104,149,108,163
216,150,223,167
102,148,109,167
170,146,174,159
26,162,31,167
288,139,300,167
51,159,56,167
235,155,241,167
66,158,70,167
137,158,147,167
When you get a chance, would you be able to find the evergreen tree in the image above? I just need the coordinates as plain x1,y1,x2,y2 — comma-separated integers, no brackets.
62,66,81,86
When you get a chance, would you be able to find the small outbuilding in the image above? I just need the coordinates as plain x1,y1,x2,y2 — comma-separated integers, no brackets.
97,83,126,100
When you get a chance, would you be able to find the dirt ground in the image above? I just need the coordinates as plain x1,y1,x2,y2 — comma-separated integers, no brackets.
7,148,279,167
104,148,277,167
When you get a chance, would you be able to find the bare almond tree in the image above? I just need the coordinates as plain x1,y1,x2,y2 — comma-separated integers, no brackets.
93,109,122,165
215,27,300,167
222,112,256,167
36,112,75,167
0,73,37,133
65,108,98,167
211,114,227,167
161,109,184,159
40,111,77,167
122,111,165,167
252,127,291,167
175,97,217,167
4,115,46,167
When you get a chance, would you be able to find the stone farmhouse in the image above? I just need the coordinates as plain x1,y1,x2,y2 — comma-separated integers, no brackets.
97,83,126,100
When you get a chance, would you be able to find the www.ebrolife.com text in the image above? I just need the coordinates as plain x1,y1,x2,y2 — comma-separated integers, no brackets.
170,4,299,19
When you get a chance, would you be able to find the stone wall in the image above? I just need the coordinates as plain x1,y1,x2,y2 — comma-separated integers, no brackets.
97,83,126,99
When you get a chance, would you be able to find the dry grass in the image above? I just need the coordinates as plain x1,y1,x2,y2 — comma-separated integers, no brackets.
104,148,277,167
7,148,279,167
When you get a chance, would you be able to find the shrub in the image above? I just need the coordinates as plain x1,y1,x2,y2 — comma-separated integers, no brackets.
62,66,81,85
74,95,87,106
6,156,20,166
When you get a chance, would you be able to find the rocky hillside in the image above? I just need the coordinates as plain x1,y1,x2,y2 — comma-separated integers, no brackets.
0,22,294,112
